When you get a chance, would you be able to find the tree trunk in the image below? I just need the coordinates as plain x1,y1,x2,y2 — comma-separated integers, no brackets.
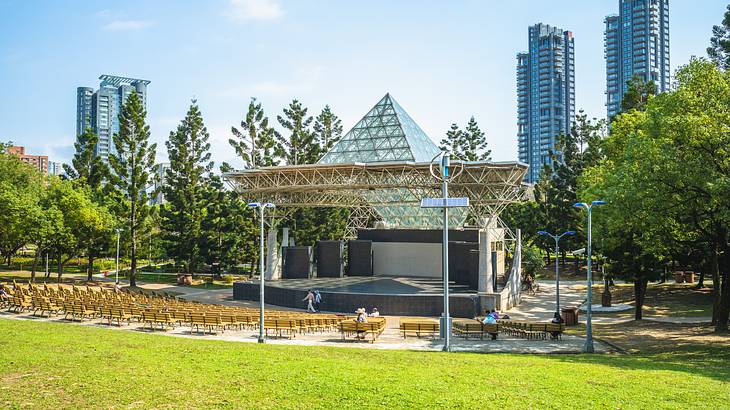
715,249,729,333
634,278,648,320
711,251,721,326
57,257,63,283
545,248,551,267
87,253,95,282
31,250,39,283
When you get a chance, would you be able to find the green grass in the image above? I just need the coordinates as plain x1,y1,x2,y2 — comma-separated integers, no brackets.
1,319,728,409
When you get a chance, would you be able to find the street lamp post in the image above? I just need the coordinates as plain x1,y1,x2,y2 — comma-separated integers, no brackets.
537,230,575,322
115,228,121,284
248,202,275,344
573,200,606,353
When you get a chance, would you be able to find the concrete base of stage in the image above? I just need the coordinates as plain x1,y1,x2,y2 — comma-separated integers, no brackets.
232,277,500,317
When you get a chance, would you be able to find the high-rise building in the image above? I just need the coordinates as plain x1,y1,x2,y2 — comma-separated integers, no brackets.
76,75,150,163
7,146,49,174
517,23,575,183
605,0,670,119
152,162,170,205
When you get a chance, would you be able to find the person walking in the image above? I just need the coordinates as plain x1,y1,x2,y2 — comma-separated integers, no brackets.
303,290,316,313
313,290,322,312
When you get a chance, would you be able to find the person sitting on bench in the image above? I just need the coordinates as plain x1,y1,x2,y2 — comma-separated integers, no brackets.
369,308,380,317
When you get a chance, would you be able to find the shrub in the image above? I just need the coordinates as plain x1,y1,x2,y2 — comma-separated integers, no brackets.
221,275,235,284
522,245,545,279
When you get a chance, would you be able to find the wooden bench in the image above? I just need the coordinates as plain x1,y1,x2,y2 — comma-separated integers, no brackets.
452,320,499,340
340,319,386,343
264,318,300,339
399,319,439,339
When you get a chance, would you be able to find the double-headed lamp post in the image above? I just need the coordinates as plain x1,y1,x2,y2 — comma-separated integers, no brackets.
573,200,606,353
537,230,575,322
248,202,275,344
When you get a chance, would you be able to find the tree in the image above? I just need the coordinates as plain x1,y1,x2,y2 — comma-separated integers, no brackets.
580,59,730,331
0,151,43,265
229,98,280,168
620,75,657,113
108,92,157,287
63,128,109,192
439,123,463,154
313,105,343,156
439,117,491,161
460,117,491,161
277,99,316,165
161,101,214,274
708,4,730,70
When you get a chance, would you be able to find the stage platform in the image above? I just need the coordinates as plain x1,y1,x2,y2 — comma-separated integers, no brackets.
232,277,497,317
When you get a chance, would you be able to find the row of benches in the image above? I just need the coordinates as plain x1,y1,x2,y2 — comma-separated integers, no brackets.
398,319,565,341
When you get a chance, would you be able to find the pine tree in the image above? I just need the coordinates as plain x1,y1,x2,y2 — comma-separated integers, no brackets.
440,118,491,161
460,116,491,161
620,75,657,113
63,128,109,192
277,99,316,165
708,5,730,70
313,105,343,156
108,92,157,287
229,98,280,168
439,123,463,154
161,101,213,274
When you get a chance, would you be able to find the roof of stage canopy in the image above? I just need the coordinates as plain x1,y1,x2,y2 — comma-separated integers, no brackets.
224,93,530,231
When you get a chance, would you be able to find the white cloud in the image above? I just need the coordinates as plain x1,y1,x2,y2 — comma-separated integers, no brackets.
101,19,155,31
228,0,283,21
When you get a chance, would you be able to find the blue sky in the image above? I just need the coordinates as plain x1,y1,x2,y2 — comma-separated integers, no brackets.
0,0,726,168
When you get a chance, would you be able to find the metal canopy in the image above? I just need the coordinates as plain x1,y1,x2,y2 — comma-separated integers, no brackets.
224,160,528,235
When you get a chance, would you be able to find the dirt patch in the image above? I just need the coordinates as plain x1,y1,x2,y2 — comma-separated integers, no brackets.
567,320,730,354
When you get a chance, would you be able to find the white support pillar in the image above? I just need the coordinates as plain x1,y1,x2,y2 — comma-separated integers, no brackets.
265,227,279,281
478,228,493,293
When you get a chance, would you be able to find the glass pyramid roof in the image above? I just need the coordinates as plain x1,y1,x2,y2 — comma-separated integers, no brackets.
318,93,441,164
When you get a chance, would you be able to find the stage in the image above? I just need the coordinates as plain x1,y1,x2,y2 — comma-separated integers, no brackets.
232,276,499,317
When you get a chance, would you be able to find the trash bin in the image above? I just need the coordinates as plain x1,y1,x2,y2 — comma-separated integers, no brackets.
684,272,695,283
674,272,685,284
561,307,579,326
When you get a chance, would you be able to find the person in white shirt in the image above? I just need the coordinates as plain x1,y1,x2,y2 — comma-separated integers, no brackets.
369,308,380,317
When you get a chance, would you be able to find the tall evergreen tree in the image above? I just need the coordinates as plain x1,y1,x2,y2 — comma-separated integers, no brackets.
108,92,157,287
313,105,343,156
440,118,491,161
277,99,316,165
439,123,463,154
161,101,213,274
63,128,109,191
708,4,730,70
460,116,491,161
620,75,657,113
229,98,280,168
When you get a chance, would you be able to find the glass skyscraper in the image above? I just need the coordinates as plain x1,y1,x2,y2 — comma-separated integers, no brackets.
517,23,575,183
76,75,150,162
605,0,670,119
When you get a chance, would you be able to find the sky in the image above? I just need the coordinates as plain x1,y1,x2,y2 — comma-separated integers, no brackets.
0,0,726,168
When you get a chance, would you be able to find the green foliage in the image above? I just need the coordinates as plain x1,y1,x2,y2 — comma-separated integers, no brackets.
620,75,657,114
313,105,343,155
708,4,730,70
160,101,213,274
276,99,316,165
580,59,730,327
439,117,491,161
229,98,280,168
108,92,157,286
63,128,110,193
521,245,545,279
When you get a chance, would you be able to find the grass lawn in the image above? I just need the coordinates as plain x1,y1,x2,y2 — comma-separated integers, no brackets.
1,319,728,409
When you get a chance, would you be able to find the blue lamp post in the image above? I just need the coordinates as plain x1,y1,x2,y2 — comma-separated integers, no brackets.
573,200,605,353
537,230,575,322
248,201,275,343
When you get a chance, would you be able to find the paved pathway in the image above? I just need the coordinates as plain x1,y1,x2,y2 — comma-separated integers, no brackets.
0,310,612,354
